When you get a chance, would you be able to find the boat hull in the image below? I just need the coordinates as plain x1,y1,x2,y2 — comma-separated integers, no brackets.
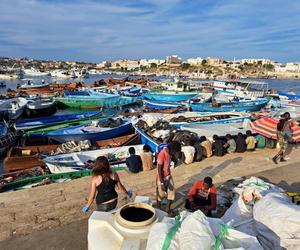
46,121,133,143
144,99,183,109
142,92,198,102
43,145,143,173
3,134,139,171
16,111,102,130
190,99,269,112
56,96,139,109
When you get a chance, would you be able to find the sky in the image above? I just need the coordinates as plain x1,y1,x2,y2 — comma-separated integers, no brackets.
0,0,300,62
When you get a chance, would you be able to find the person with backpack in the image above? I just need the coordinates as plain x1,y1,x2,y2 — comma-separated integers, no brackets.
272,112,294,164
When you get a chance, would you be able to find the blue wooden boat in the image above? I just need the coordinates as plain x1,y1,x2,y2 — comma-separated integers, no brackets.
190,98,269,112
119,86,142,97
133,112,250,153
32,117,132,143
278,92,300,100
142,92,198,102
15,111,102,130
133,126,161,153
144,99,184,110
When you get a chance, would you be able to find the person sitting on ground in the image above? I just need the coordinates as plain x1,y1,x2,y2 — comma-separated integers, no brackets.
212,134,225,156
224,134,236,154
181,139,196,164
156,141,182,215
193,139,203,162
245,130,256,151
126,147,142,173
236,133,247,153
82,156,131,213
185,176,217,216
200,136,212,158
140,144,153,171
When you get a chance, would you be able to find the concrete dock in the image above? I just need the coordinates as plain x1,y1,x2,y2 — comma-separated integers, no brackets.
1,146,300,250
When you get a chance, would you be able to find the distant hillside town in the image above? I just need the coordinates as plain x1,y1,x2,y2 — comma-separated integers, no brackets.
1,55,300,80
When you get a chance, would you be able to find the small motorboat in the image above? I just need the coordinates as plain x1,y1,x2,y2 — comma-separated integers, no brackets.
25,98,57,117
0,97,28,120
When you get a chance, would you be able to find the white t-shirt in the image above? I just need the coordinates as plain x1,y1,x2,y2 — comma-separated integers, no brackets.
181,146,196,164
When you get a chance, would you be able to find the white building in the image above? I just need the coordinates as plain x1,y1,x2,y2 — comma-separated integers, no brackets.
139,59,165,67
285,62,300,72
187,57,203,66
166,55,182,64
240,58,273,65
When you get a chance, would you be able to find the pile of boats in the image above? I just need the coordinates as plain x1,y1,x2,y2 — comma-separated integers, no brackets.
1,77,300,192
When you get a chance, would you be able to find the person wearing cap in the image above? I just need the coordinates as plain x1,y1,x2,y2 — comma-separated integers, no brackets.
185,176,217,216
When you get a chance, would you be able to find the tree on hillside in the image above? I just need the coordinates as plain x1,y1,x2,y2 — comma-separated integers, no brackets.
181,63,190,70
150,63,157,68
263,63,274,71
201,59,207,66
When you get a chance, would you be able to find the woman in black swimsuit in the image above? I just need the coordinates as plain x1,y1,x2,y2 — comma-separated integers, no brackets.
82,156,131,212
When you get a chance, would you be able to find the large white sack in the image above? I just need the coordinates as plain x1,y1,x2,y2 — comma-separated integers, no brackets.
141,113,162,127
209,218,263,250
234,177,283,197
253,192,300,250
146,217,180,250
221,196,257,237
179,210,216,250
181,146,196,164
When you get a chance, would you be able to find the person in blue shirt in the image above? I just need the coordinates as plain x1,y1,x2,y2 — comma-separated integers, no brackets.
126,147,142,173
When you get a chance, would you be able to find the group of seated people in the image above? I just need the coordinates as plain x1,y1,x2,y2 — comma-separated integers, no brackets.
125,130,261,173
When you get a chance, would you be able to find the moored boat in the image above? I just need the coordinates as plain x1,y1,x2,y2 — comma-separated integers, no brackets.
23,68,50,77
133,112,250,153
36,117,132,143
16,111,102,130
143,99,184,110
190,98,269,112
43,144,144,173
0,121,20,158
3,133,139,171
181,119,252,140
142,92,198,102
56,89,139,109
0,97,28,120
25,98,57,117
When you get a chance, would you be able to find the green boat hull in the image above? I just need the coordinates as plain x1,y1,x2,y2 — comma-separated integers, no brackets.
24,113,106,136
56,96,141,109
1,167,125,192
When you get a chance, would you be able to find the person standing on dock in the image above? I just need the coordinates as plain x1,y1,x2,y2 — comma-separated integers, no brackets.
156,141,182,216
272,112,294,164
82,156,131,213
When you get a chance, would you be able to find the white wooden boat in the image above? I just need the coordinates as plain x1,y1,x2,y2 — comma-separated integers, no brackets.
181,119,252,140
43,144,144,173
